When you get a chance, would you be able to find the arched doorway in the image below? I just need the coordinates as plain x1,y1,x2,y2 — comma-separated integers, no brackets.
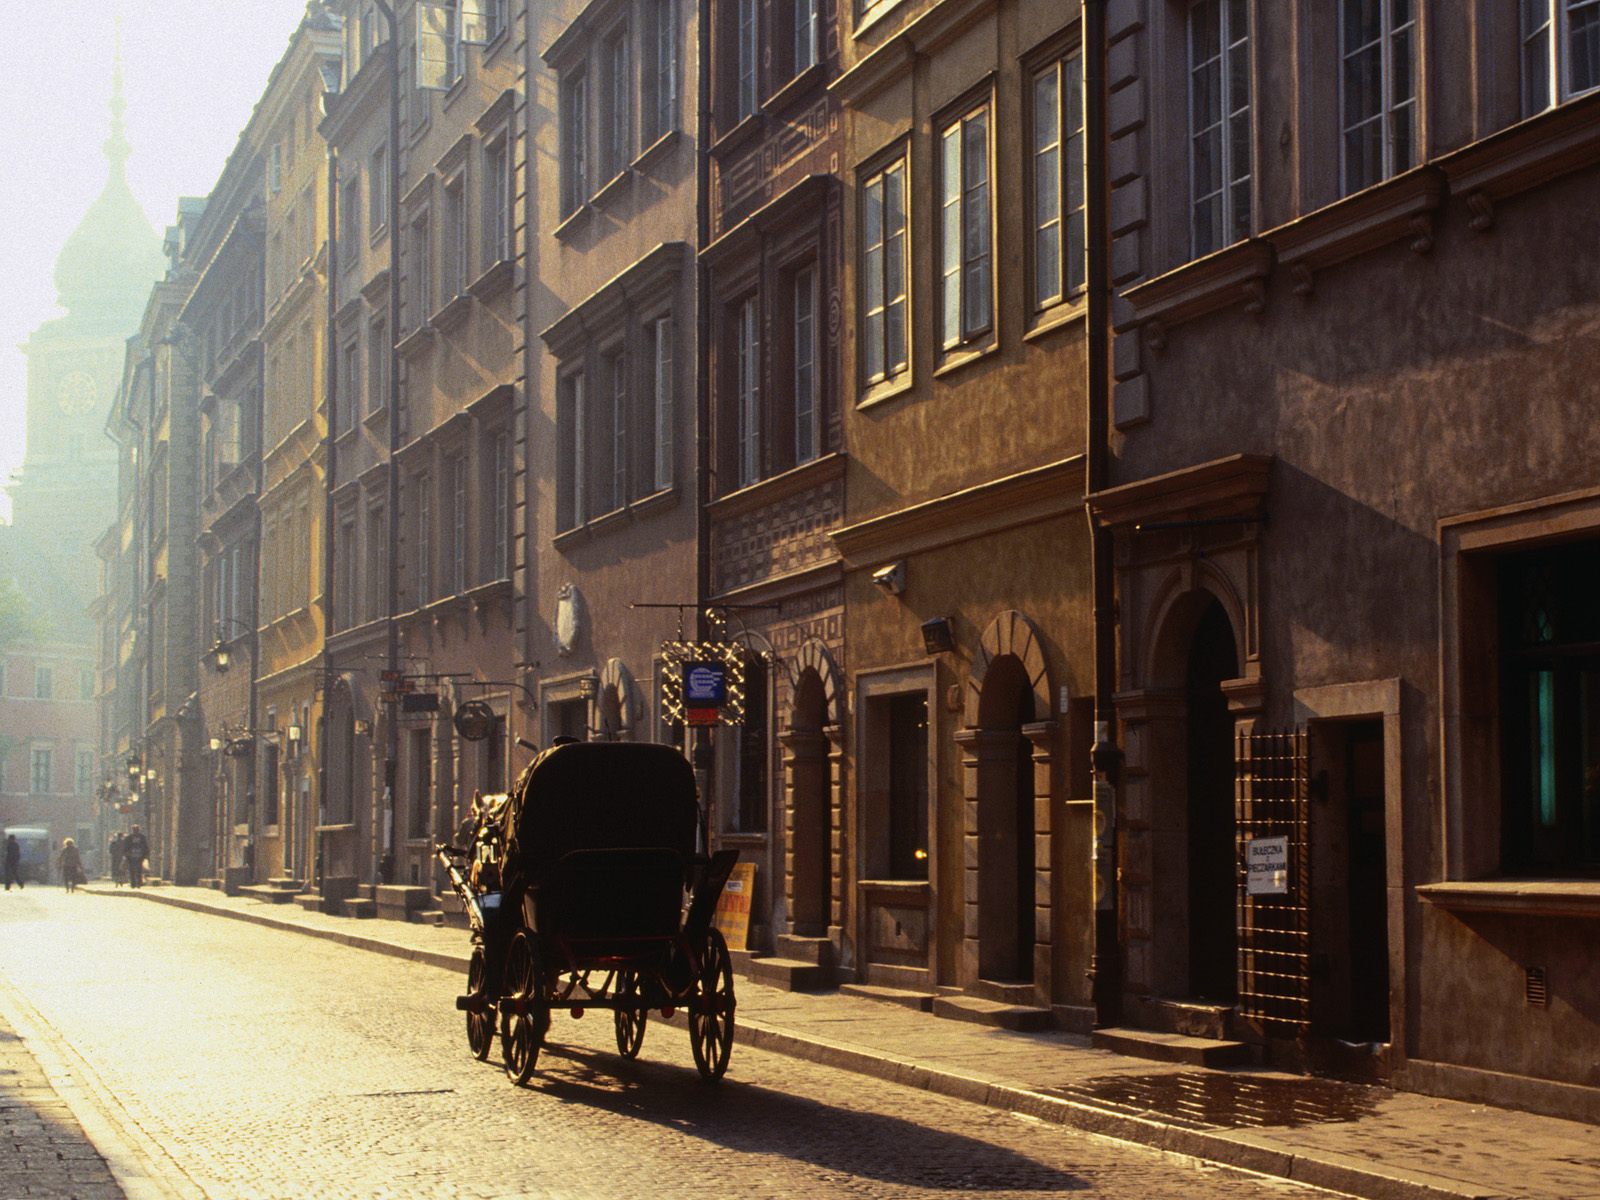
1184,597,1239,1001
976,654,1037,984
787,668,830,936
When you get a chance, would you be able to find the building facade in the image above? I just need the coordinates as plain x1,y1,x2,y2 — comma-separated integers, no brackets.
1092,0,1600,1119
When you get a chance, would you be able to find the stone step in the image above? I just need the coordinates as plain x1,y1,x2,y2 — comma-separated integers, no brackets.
1091,1027,1254,1068
839,982,936,1013
971,979,1039,1007
772,934,835,968
342,897,377,919
238,883,299,905
729,948,762,977
932,994,1054,1032
292,893,324,913
1139,997,1236,1040
410,909,446,926
747,956,831,992
264,876,301,891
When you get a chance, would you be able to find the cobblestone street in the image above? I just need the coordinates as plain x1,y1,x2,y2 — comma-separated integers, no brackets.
0,891,1336,1199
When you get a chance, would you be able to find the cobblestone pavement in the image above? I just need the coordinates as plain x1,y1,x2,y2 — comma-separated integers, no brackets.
0,890,1333,1200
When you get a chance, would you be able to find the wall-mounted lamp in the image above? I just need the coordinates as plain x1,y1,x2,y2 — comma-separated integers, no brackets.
921,617,956,655
209,736,224,753
287,723,303,744
871,561,907,596
354,719,372,737
211,642,231,672
578,675,599,701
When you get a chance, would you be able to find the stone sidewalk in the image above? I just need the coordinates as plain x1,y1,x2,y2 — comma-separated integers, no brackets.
89,883,1600,1200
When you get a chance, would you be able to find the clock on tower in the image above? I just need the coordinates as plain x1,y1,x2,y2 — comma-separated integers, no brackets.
54,370,99,417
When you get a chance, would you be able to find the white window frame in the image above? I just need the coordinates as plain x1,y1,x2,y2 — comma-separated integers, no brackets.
442,172,467,299
483,132,513,266
370,146,389,233
737,0,759,120
860,155,909,388
31,746,52,795
602,26,632,181
938,103,993,351
1187,1,1251,258
1031,50,1087,309
561,70,590,214
736,296,761,487
793,266,819,464
644,0,678,143
1522,0,1600,115
1339,0,1417,196
795,0,819,74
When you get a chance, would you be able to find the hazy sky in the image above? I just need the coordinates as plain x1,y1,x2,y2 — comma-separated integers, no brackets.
0,0,312,520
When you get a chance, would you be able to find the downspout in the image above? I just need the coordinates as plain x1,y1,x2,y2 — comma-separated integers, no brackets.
692,0,715,822
319,131,340,895
1083,0,1122,1026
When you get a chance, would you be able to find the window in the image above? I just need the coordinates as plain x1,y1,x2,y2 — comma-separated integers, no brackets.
1497,540,1600,873
366,503,387,622
76,749,94,796
1523,0,1600,114
337,518,358,630
602,28,632,180
449,453,469,593
442,175,466,299
370,146,389,233
939,104,992,349
1340,0,1416,195
734,656,770,831
485,0,507,42
795,0,819,74
368,313,389,415
488,429,510,579
411,729,432,840
1188,1,1250,256
650,315,674,490
409,213,432,326
31,747,52,795
1031,51,1086,307
338,338,360,433
267,143,282,196
606,349,629,511
35,667,52,700
737,0,759,119
793,266,819,463
414,479,432,606
735,296,761,487
558,372,588,530
340,179,361,265
861,156,908,387
79,668,95,702
483,134,513,266
643,0,677,143
888,694,929,878
561,70,589,214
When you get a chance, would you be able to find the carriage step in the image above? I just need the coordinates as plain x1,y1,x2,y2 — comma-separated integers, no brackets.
1090,1027,1254,1068
931,995,1054,1032
748,956,831,992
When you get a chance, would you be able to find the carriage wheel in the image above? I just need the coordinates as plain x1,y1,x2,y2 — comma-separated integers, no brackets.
466,948,495,1061
501,933,548,1085
687,928,735,1082
613,968,648,1059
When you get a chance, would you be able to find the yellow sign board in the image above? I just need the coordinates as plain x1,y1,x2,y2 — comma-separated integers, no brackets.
712,862,756,951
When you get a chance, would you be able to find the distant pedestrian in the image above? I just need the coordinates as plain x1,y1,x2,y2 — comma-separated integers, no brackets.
123,825,149,889
58,839,85,893
109,832,126,886
4,834,22,891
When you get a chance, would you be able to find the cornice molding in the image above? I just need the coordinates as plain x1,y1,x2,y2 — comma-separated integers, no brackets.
703,174,832,268
1087,453,1272,529
540,241,688,356
1441,90,1600,229
1122,239,1273,341
831,0,997,108
1268,167,1444,296
707,451,846,519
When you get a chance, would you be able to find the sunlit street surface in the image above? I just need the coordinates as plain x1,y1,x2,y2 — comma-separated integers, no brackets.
0,892,1325,1200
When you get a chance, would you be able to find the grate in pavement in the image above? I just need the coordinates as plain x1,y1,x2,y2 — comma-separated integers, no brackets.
1046,1071,1386,1130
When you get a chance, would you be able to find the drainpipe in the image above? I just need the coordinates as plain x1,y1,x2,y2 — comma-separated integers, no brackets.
319,121,340,895
692,0,715,825
1083,0,1122,1026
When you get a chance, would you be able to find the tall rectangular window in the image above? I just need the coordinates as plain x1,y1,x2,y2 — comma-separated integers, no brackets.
795,0,819,74
337,518,358,630
736,297,761,487
76,749,94,796
1189,0,1251,257
411,729,432,839
368,313,389,415
415,479,432,606
737,0,759,119
651,315,674,490
366,503,387,622
939,105,992,349
643,0,677,142
483,135,513,265
793,266,819,464
449,453,468,594
490,429,510,579
31,747,51,794
35,667,52,699
79,668,95,702
340,178,361,265
338,338,360,433
559,372,587,530
861,157,908,386
370,146,389,232
442,176,466,299
888,694,929,880
1031,51,1086,308
602,29,632,180
608,351,628,509
1523,0,1600,114
408,214,432,326
561,71,589,214
1341,0,1416,195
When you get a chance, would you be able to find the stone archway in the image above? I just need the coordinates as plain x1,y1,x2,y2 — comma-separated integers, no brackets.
781,639,845,945
959,611,1055,998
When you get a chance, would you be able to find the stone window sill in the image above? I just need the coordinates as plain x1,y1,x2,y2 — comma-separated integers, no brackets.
711,111,765,159
1123,238,1273,340
765,64,826,115
553,204,592,242
1025,296,1087,343
1416,879,1600,920
592,168,633,209
856,370,914,411
933,337,998,381
631,130,680,175
1266,167,1444,296
468,259,514,302
431,291,474,333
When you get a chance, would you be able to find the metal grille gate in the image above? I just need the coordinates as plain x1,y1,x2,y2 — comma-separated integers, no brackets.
1235,729,1311,1033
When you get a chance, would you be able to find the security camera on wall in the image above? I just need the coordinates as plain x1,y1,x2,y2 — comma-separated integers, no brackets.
871,561,906,596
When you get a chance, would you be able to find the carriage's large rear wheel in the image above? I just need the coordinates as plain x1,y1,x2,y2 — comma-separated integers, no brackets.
613,968,648,1059
466,948,495,1061
687,928,734,1082
501,933,548,1085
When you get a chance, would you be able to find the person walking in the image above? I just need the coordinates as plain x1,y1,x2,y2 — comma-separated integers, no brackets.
123,825,149,889
58,838,84,894
4,834,22,891
109,832,126,886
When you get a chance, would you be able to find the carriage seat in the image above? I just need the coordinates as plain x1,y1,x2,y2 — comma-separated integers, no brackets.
522,847,685,953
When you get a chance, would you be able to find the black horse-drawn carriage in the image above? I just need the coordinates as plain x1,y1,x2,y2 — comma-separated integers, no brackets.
437,741,739,1084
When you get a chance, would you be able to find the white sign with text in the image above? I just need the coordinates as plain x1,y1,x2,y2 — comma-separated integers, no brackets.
1246,836,1290,896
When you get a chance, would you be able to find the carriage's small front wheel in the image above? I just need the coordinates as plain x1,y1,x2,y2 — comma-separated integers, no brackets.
614,968,648,1059
687,928,734,1082
501,933,548,1085
466,948,495,1061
